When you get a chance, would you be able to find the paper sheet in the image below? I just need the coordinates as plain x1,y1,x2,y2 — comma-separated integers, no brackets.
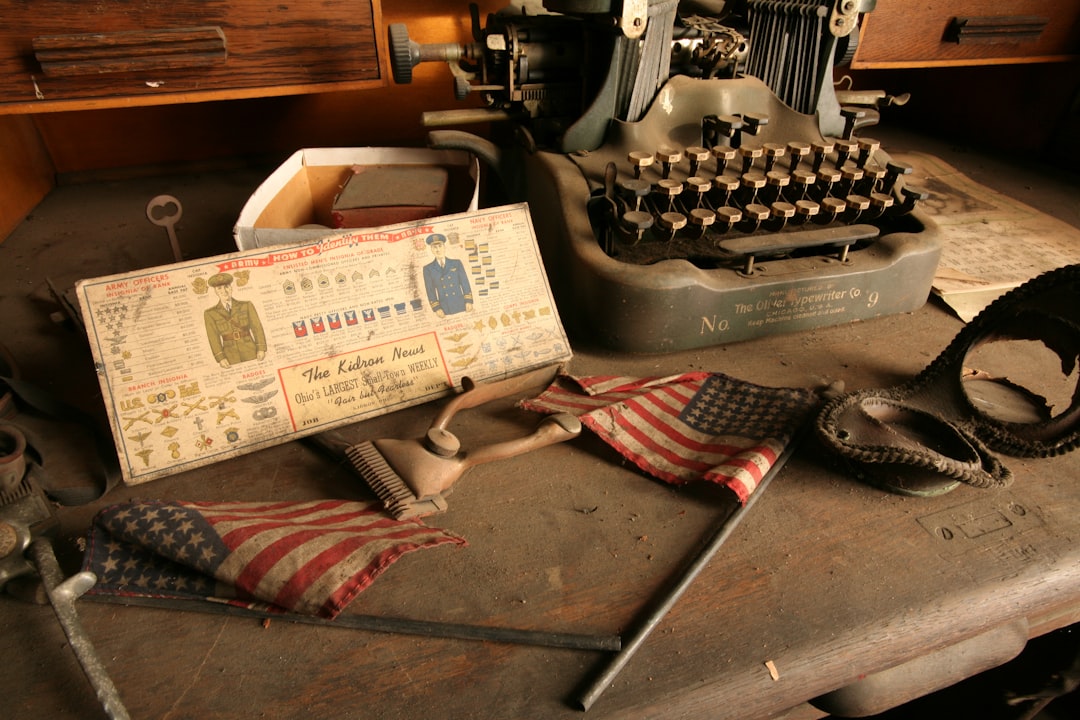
896,152,1080,322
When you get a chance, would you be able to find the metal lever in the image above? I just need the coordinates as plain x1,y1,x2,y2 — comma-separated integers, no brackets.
31,538,132,720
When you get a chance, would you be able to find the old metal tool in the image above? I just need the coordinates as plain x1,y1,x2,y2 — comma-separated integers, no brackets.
145,194,184,262
313,366,580,519
1,422,131,720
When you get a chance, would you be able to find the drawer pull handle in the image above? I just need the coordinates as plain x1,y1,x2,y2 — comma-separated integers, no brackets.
32,27,227,77
946,16,1049,45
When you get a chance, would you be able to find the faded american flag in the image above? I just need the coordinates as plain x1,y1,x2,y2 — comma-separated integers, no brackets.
82,499,466,618
521,373,821,503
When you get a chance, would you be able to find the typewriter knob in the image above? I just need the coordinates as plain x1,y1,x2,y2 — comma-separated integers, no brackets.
628,151,654,178
710,145,738,175
658,211,688,240
618,178,651,211
620,210,653,244
882,160,914,193
739,145,763,174
786,141,811,172
811,141,835,171
654,147,683,179
840,106,868,139
685,146,711,177
685,176,711,207
453,76,471,101
388,24,416,84
833,138,858,169
689,208,716,237
762,143,787,172
856,138,881,168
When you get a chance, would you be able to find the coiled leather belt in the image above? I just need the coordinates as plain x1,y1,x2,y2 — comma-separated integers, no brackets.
816,264,1080,495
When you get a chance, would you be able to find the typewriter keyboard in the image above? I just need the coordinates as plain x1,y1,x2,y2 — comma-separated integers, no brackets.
588,112,927,273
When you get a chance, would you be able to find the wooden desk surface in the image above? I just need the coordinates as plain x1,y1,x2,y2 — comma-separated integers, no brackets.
2,163,1079,720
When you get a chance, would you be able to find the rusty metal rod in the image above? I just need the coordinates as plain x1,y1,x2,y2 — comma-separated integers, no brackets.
85,594,622,652
31,538,132,720
574,432,805,711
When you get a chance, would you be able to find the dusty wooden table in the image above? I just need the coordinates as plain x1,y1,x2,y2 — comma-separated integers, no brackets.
1,151,1079,720
3,294,1080,720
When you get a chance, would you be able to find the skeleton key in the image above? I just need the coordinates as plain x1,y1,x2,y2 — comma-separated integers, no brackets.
145,194,184,262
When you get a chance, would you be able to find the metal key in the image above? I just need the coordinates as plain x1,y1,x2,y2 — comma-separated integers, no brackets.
145,195,184,262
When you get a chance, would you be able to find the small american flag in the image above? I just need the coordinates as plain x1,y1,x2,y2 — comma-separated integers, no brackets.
81,499,465,618
521,373,821,503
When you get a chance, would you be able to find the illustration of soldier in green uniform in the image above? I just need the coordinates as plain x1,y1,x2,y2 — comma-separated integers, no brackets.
204,272,266,368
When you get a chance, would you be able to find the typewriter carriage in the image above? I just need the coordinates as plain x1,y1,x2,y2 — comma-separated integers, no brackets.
393,1,942,353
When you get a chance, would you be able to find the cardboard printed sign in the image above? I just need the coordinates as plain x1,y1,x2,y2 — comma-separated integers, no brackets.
78,203,571,484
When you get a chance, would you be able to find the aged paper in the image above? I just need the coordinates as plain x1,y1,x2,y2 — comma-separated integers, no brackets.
897,152,1080,322
77,203,571,484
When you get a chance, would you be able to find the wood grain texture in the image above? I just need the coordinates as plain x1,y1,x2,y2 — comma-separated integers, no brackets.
33,26,228,77
854,0,1080,68
0,0,381,112
25,1,508,176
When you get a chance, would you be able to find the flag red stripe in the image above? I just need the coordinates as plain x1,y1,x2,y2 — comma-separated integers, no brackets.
186,499,347,515
590,399,774,489
230,524,442,597
211,508,404,548
194,500,364,525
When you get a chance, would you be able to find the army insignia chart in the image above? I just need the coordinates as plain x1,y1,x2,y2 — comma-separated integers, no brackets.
78,204,571,484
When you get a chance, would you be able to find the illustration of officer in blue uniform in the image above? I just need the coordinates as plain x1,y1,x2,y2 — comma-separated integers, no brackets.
422,233,473,317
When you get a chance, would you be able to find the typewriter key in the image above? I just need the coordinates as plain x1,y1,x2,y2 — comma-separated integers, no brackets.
658,211,688,241
787,141,811,173
685,146,710,177
855,138,880,168
620,210,653,244
710,145,738,175
811,140,834,171
655,147,683,179
628,151,654,179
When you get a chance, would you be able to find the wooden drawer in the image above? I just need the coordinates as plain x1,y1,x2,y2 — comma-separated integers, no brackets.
853,0,1080,68
0,0,383,113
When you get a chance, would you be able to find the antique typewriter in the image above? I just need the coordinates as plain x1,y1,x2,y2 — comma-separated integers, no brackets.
389,0,940,352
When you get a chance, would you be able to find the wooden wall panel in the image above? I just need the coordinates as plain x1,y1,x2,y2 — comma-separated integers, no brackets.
0,115,55,242
0,0,381,111
29,1,505,175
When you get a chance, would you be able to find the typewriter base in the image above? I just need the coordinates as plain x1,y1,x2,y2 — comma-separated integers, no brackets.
526,150,942,353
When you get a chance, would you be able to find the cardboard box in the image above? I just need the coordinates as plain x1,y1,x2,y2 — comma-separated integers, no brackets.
233,147,480,251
